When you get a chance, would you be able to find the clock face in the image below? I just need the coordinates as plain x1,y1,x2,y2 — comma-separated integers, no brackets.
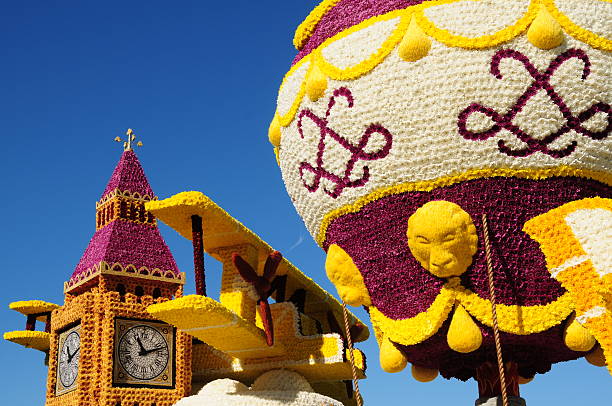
113,318,174,387
56,324,81,395
118,325,169,380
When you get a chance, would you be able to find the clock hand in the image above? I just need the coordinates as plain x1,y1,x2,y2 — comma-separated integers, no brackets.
142,346,166,355
66,344,73,362
135,336,147,356
70,346,80,362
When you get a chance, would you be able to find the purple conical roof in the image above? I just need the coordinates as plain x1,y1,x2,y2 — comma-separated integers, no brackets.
71,220,179,278
101,150,155,199
69,150,179,285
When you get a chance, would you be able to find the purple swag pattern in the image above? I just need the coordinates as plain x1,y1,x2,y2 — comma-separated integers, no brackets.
297,87,393,198
458,48,610,158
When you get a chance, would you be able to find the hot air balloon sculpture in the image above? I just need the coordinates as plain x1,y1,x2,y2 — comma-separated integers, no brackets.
269,0,611,403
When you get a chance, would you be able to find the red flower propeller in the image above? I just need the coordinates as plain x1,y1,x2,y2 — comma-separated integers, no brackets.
232,250,283,346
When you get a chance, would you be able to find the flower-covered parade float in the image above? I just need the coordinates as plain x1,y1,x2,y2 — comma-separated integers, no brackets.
3,1,611,405
5,133,369,406
269,0,611,404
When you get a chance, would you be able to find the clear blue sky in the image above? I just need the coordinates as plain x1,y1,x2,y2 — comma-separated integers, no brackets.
0,1,609,404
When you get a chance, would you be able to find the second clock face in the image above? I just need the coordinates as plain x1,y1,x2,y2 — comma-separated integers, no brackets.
59,331,80,387
118,325,169,380
56,324,81,396
113,318,174,387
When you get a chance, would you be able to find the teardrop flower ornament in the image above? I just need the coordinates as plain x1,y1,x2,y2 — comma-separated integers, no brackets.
268,115,282,148
564,313,596,352
447,304,483,353
527,4,564,50
412,364,439,383
379,336,408,373
398,15,431,62
232,250,283,346
306,63,329,102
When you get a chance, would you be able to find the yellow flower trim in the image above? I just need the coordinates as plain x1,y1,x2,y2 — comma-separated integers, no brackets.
293,0,342,50
369,277,574,346
584,312,612,375
9,300,59,320
369,278,459,346
545,0,612,51
4,330,51,352
278,59,313,127
414,1,538,49
556,262,606,317
602,273,612,298
457,288,574,335
317,167,611,246
524,197,612,373
523,197,612,270
314,11,410,81
274,0,611,133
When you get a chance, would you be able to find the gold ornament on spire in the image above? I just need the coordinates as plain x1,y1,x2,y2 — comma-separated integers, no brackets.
115,128,143,151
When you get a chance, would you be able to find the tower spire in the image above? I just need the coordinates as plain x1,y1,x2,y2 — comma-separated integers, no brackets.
65,141,182,293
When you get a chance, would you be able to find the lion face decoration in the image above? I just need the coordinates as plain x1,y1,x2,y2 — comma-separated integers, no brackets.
270,0,612,385
407,201,479,278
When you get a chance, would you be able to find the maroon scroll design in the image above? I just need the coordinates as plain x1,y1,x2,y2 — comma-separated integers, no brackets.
297,87,393,198
458,48,610,158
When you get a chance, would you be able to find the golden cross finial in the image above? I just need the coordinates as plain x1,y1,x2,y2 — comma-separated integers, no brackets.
114,128,143,151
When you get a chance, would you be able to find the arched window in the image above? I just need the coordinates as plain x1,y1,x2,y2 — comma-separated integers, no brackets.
119,200,128,218
139,203,146,222
131,203,139,221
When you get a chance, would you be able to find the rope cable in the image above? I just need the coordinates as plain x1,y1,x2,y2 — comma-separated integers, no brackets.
482,213,509,406
341,300,363,406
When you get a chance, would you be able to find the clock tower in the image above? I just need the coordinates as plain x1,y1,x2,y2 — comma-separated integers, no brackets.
46,133,191,406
